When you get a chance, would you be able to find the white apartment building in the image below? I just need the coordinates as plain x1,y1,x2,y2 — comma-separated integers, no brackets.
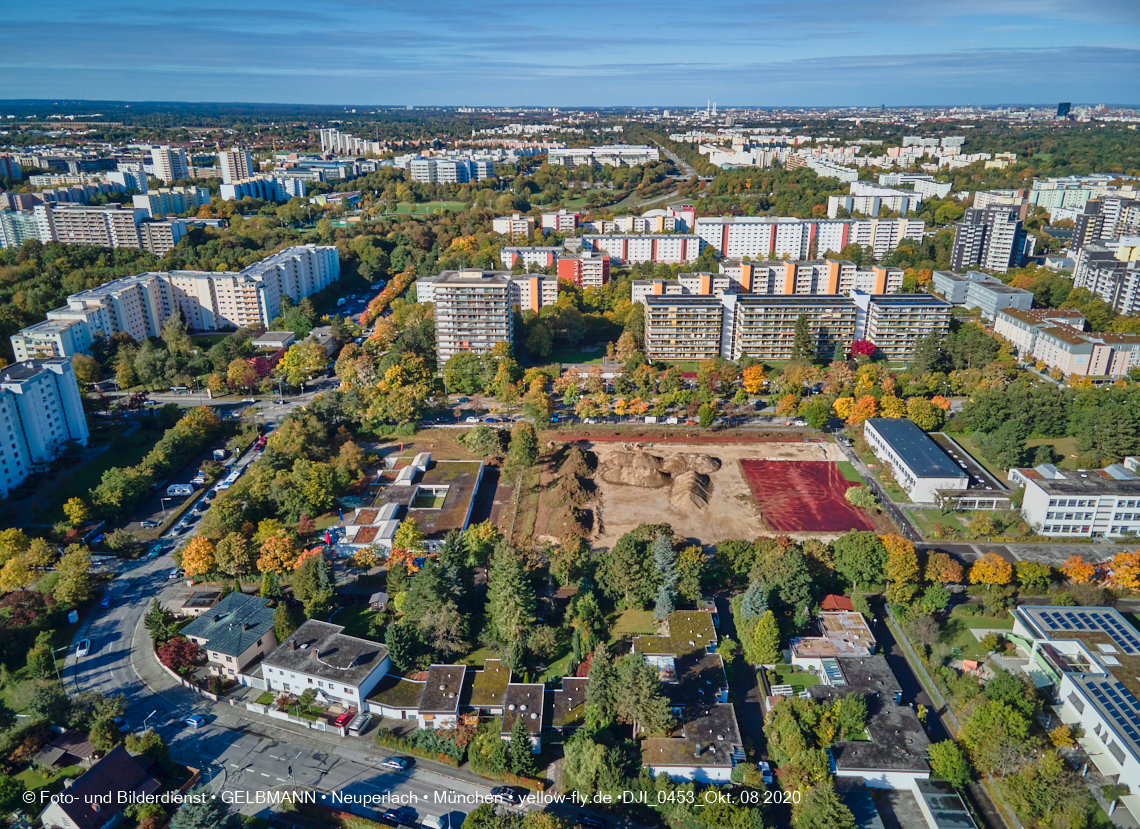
219,148,254,185
500,247,560,270
138,221,187,257
132,186,210,218
694,216,924,260
803,159,858,182
993,307,1140,380
0,210,49,249
546,146,659,167
426,270,514,362
106,169,148,193
931,270,1034,318
828,182,921,218
951,206,1030,273
492,213,535,240
581,234,701,265
10,245,339,361
150,146,189,183
541,209,578,232
1009,463,1140,538
510,274,560,313
1073,239,1140,316
0,359,89,498
219,176,305,202
557,250,610,288
35,203,146,249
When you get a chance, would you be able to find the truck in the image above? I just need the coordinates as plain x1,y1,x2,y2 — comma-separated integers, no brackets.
166,484,195,497
212,449,229,461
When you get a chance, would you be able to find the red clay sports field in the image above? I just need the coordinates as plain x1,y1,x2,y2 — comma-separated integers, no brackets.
739,460,875,532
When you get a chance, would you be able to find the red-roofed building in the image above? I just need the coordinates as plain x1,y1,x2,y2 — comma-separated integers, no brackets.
821,594,855,612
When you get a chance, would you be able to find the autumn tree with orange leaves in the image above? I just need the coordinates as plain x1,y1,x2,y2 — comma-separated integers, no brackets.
846,395,879,426
257,534,298,574
925,552,964,584
882,533,920,604
181,536,216,577
742,365,767,394
969,552,1013,589
1111,551,1140,590
1061,555,1096,584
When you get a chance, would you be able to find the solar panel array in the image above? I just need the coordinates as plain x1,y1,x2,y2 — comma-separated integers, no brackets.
1036,609,1140,654
1087,679,1140,746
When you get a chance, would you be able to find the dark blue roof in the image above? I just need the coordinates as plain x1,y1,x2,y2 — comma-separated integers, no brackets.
866,418,967,479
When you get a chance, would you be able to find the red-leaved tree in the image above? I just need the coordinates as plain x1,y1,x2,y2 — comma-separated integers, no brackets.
851,339,876,357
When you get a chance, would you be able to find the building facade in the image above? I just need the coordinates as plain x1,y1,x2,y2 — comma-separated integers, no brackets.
581,234,702,265
1073,239,1140,316
261,620,390,710
863,418,968,502
1010,463,1140,538
950,206,1031,273
0,359,89,498
219,148,254,184
557,251,610,288
492,213,535,240
133,186,210,218
693,216,924,260
546,146,659,166
428,270,514,362
993,307,1140,380
854,293,952,362
150,146,189,183
500,246,561,270
931,270,1034,318
541,209,579,232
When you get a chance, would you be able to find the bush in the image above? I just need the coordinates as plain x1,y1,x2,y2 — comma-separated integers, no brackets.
844,486,879,511
374,727,465,766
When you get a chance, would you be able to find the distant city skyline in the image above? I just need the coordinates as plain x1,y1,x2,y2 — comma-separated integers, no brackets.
2,0,1139,106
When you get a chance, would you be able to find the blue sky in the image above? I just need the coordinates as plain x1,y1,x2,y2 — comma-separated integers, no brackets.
3,0,1139,105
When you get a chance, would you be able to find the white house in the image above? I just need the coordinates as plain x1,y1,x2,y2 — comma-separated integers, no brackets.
261,620,390,710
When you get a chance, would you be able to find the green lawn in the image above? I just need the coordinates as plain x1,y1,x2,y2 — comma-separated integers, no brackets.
1024,436,1081,470
940,606,1015,661
191,333,230,348
38,425,166,523
540,650,576,682
837,461,863,483
546,344,607,366
950,434,1009,483
334,605,381,641
767,664,819,693
458,646,496,667
15,764,83,793
948,605,1014,630
907,508,968,540
388,201,466,215
608,609,657,642
255,691,276,705
412,494,447,509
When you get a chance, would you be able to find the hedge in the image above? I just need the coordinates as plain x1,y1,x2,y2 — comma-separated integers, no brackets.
375,727,463,767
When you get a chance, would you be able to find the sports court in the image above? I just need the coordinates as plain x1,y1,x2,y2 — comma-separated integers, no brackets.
740,459,875,532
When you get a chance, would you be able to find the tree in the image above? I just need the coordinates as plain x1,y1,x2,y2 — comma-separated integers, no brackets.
26,683,69,723
274,602,304,641
906,396,944,431
506,422,538,473
615,653,673,734
791,313,814,361
844,486,879,511
392,518,426,553
257,534,298,574
909,331,944,376
170,791,234,829
747,610,782,665
53,545,94,606
0,773,26,813
486,545,537,668
928,740,971,790
1016,560,1053,593
925,552,964,584
126,729,171,769
145,598,179,644
833,692,868,739
461,426,506,458
742,365,767,394
882,533,919,605
63,497,90,527
917,582,952,615
181,536,216,577
214,533,256,576
276,340,328,387
586,645,617,726
508,713,537,778
793,782,857,829
156,637,198,674
260,569,282,600
739,581,768,622
698,402,714,428
832,531,887,593
1061,554,1096,584
89,718,123,751
969,552,1013,588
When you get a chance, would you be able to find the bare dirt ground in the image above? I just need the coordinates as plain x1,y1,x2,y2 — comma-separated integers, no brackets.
584,439,847,548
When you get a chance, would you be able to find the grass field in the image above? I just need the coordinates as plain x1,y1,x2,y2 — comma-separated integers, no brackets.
387,201,466,215
191,333,230,349
546,344,607,366
458,646,496,667
767,664,819,693
608,609,657,643
39,425,166,524
540,650,575,682
15,764,83,793
907,508,967,539
333,605,379,640
940,605,1015,661
950,434,1008,483
837,461,863,483
1024,436,1081,470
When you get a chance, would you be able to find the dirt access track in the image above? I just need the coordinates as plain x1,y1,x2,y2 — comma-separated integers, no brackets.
577,439,847,549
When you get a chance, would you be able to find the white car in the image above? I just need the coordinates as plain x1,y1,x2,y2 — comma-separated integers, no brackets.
168,568,184,580
76,639,91,657
381,756,409,770
758,760,774,785
464,416,479,424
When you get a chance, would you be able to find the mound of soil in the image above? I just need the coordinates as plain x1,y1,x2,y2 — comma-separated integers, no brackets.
660,453,722,476
596,450,670,488
670,470,710,511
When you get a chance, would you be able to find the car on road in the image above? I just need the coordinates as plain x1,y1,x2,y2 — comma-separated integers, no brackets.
112,716,130,733
242,397,256,403
421,817,456,829
381,806,416,826
274,399,288,405
140,520,159,528
185,715,206,729
464,416,479,424
168,568,184,580
76,639,90,656
758,760,773,785
484,417,501,424
380,756,408,770
100,595,112,608
455,397,469,403
149,544,163,557
489,787,522,805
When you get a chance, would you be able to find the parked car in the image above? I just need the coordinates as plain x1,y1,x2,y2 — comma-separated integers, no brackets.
484,417,501,423
455,397,469,403
464,416,479,424
168,568,184,580
489,787,522,805
76,639,90,656
381,806,416,826
333,711,354,727
149,544,163,557
348,712,373,735
112,716,130,733
758,760,773,785
185,715,206,729
242,397,256,403
100,595,112,608
381,756,409,770
140,520,159,529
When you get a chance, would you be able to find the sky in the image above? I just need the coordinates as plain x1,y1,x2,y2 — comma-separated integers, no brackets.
3,0,1140,106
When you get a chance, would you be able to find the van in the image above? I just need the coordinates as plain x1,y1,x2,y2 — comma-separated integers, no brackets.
347,712,372,735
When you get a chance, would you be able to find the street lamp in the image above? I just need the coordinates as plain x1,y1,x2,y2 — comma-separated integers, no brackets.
160,497,173,524
50,644,69,683
143,709,159,731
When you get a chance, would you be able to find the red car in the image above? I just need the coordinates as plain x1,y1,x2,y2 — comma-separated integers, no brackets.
334,711,355,727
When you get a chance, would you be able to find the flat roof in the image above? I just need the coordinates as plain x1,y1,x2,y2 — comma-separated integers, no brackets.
865,418,968,480
1022,467,1140,495
419,665,466,714
463,659,512,709
642,703,742,769
810,656,930,773
370,460,483,539
912,779,978,829
634,610,717,657
549,677,589,729
502,684,544,735
264,620,388,688
366,673,426,709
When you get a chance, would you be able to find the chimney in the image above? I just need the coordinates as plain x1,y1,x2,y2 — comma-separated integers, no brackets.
289,640,296,651
694,743,701,757
311,648,319,659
